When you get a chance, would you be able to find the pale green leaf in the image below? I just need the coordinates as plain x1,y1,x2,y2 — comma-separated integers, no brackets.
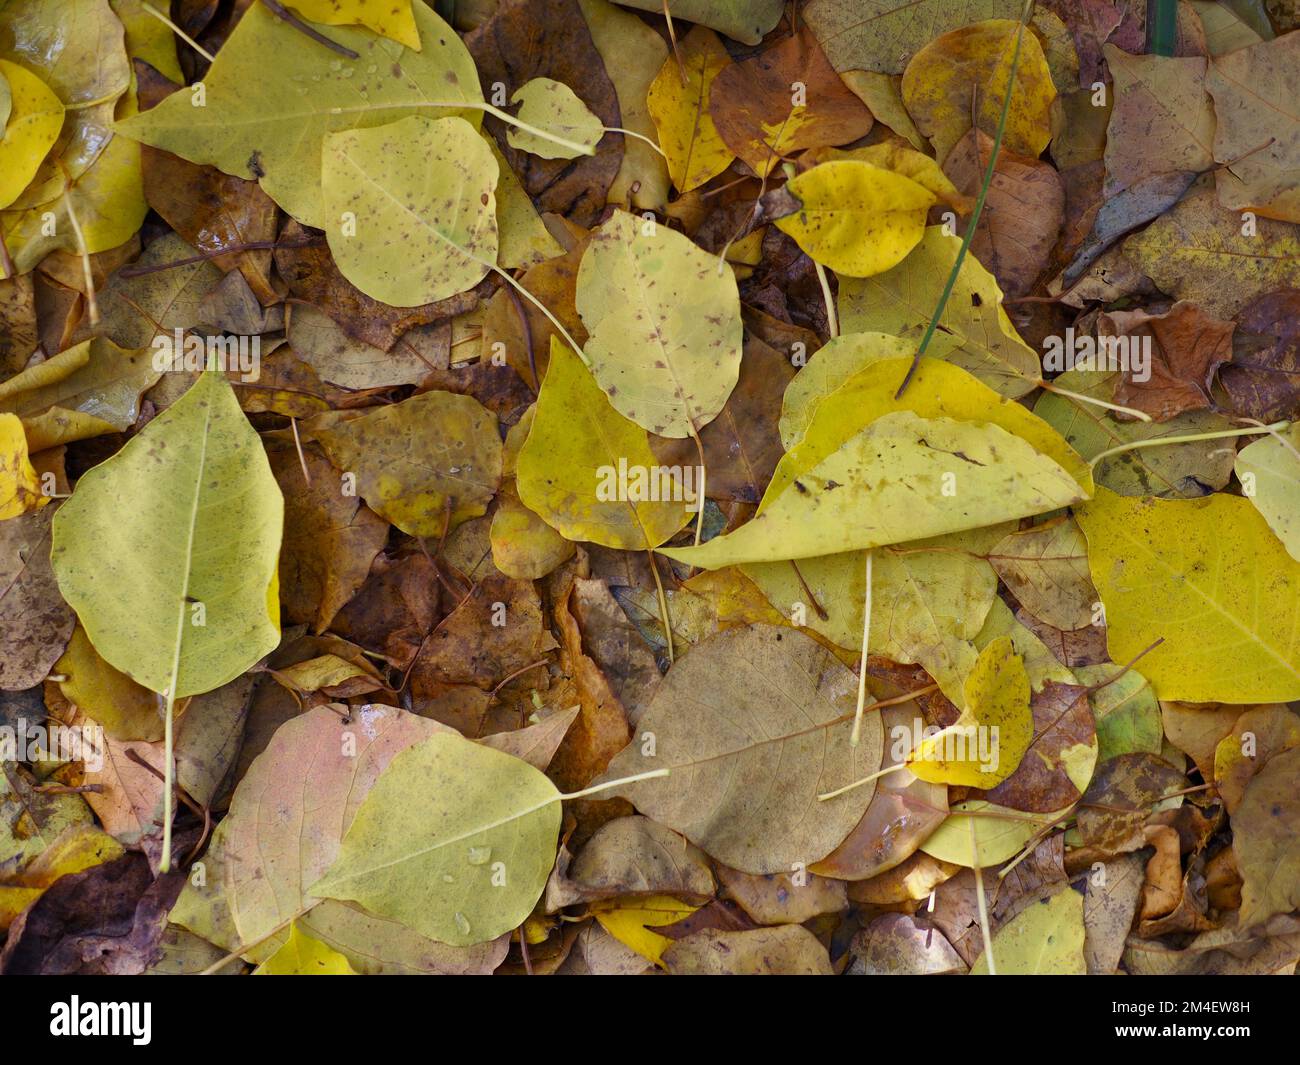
50,372,282,697
838,227,1040,398
1235,425,1300,562
576,209,742,438
312,732,563,946
114,3,483,226
508,78,602,159
322,115,498,307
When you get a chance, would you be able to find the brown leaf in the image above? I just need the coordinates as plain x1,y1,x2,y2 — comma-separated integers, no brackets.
411,574,555,695
848,914,966,975
1234,745,1300,927
137,60,279,305
0,507,75,691
1221,290,1300,421
269,443,389,634
716,864,846,924
547,580,632,793
651,334,795,504
1076,753,1188,855
1105,300,1235,420
708,25,873,177
331,548,441,671
566,576,661,727
273,220,484,351
810,701,948,880
546,814,714,909
0,850,187,975
945,129,1064,298
661,924,833,975
980,680,1097,813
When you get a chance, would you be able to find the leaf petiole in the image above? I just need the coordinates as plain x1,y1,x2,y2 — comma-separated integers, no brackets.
1087,420,1289,470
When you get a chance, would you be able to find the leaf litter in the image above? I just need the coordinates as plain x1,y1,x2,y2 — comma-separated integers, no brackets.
0,0,1297,979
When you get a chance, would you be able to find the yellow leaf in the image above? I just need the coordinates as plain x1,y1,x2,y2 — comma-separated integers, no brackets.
804,0,1024,76
645,26,733,194
803,140,972,211
579,0,670,211
486,137,563,270
969,887,1086,974
920,800,1069,867
0,412,44,519
744,525,1007,704
0,337,159,450
516,338,690,550
0,824,124,932
55,625,161,741
907,636,1033,787
774,161,935,277
507,78,602,159
838,227,1042,399
662,357,1091,569
778,331,956,450
1121,181,1300,319
490,488,575,580
1077,487,1300,702
0,60,64,210
312,732,562,946
576,209,742,438
50,372,282,698
322,116,498,307
901,19,1056,164
288,0,420,50
592,895,699,967
312,390,502,539
114,4,481,227
253,921,358,975
1235,425,1300,562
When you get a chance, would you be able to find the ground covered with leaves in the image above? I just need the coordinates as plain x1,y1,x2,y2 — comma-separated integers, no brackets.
0,0,1298,977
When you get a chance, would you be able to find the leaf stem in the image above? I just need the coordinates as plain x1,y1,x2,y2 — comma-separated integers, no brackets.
814,261,838,340
1087,420,1289,470
604,126,668,159
141,1,216,63
970,815,996,974
817,761,907,802
559,767,670,801
849,549,873,747
1038,381,1152,422
479,101,597,158
647,549,676,665
489,265,588,367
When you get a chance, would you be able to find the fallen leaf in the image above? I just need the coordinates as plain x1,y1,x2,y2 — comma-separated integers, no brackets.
901,19,1057,164
312,390,502,539
1235,424,1300,561
576,208,742,438
51,372,282,698
708,25,873,178
1206,32,1300,222
597,625,882,873
1077,487,1300,702
313,732,562,946
969,887,1087,974
1102,46,1215,197
116,3,483,226
645,25,733,194
1103,301,1235,420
